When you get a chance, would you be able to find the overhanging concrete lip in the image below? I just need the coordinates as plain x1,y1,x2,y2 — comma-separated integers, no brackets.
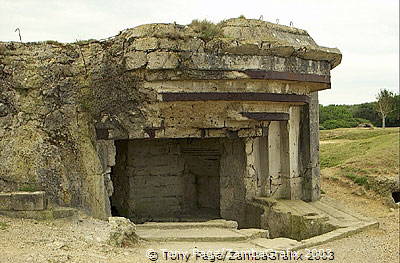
243,70,330,84
240,112,290,121
161,92,310,104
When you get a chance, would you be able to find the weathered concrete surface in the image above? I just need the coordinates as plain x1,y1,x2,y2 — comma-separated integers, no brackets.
0,191,46,211
300,92,321,201
107,217,139,247
136,220,269,242
0,18,341,219
0,207,77,220
112,138,250,225
136,219,238,229
134,196,377,247
244,196,378,241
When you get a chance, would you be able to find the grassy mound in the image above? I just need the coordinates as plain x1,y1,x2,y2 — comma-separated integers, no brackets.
320,128,399,198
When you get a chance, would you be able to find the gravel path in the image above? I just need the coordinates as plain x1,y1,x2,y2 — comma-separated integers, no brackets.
311,179,399,263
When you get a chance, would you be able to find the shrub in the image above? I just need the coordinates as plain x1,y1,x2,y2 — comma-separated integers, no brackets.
19,185,39,192
321,118,372,130
189,19,224,40
322,119,351,129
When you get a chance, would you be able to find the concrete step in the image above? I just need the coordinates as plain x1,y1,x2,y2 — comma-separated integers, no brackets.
0,191,46,211
0,207,77,220
137,226,269,242
251,237,301,250
136,219,238,230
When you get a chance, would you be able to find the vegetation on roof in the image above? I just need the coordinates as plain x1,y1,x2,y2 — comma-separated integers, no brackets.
188,19,224,41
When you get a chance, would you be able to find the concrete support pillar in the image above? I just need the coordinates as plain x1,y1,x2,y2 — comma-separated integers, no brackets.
254,136,269,196
244,138,258,200
266,108,301,200
288,106,302,199
244,136,269,199
300,92,321,201
279,121,291,199
268,121,280,197
267,121,290,199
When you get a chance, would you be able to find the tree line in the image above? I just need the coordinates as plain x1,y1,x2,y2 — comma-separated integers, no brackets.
319,89,399,130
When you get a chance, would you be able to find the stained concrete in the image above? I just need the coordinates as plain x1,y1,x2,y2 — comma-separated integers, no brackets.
246,196,378,241
0,191,46,211
112,138,249,223
0,18,341,220
134,196,377,251
136,220,268,242
0,191,76,220
0,207,77,220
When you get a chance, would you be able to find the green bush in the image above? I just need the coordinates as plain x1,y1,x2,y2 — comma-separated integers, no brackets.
189,19,224,40
322,119,352,129
19,185,39,192
321,118,372,130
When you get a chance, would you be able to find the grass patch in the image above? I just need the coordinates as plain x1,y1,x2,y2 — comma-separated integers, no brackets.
189,19,224,40
44,40,61,45
320,132,399,172
19,185,39,192
74,39,98,45
320,140,371,168
321,128,399,197
0,222,8,230
329,176,340,182
344,173,368,186
340,166,369,176
320,127,398,141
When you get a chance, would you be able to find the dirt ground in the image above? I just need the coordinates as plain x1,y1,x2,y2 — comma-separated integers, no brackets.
312,178,399,263
0,177,398,263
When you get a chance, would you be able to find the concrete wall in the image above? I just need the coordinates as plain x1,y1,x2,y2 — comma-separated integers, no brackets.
219,139,247,225
181,140,221,214
112,138,250,222
112,139,186,221
96,140,116,218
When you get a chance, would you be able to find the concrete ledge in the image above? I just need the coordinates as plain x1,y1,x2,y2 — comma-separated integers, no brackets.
293,221,379,250
0,207,77,220
251,221,378,250
137,219,238,230
249,196,380,250
136,226,268,242
0,191,46,211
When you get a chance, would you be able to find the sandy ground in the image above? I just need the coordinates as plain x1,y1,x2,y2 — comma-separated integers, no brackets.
313,178,399,263
0,179,399,263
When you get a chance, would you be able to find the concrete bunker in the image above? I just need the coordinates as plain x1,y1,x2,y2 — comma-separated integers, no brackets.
0,18,343,238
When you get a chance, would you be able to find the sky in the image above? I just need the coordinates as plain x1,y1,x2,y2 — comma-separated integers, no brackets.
1,0,398,105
